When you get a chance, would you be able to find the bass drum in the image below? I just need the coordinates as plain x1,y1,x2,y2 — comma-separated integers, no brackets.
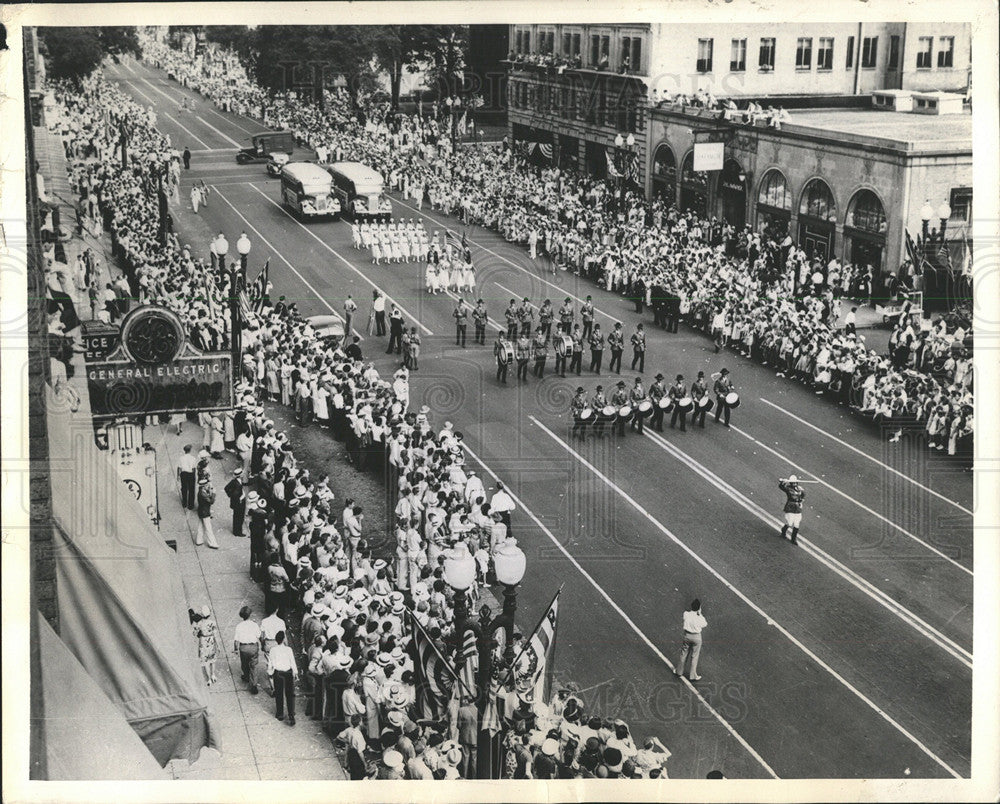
725,391,741,409
554,334,574,357
618,405,633,419
657,397,673,411
576,407,594,424
600,405,618,423
501,343,515,364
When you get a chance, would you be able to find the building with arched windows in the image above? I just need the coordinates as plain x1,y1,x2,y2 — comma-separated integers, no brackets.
645,102,971,283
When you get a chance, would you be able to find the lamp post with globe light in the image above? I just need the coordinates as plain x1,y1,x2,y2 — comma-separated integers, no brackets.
444,537,527,779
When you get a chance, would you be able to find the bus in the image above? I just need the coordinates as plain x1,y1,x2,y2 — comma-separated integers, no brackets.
324,161,392,221
280,162,341,219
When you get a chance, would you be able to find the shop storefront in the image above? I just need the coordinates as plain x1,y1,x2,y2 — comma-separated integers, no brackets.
717,158,748,228
651,142,677,205
755,168,793,239
844,188,887,272
679,151,708,216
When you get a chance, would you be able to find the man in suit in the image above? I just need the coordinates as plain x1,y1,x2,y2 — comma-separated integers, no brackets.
386,305,404,354
224,467,246,537
457,696,479,778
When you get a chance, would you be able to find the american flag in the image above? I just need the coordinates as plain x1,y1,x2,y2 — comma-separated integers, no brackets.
510,586,561,704
458,626,478,701
445,229,468,255
605,147,621,178
408,610,462,719
245,258,270,312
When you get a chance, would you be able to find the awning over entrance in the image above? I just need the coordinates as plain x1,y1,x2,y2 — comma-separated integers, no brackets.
46,405,218,767
34,610,169,780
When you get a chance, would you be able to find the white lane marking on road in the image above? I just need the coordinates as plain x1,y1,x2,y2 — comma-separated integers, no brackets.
761,398,973,517
459,442,781,780
118,79,212,150
392,195,623,325
188,149,241,154
530,415,963,778
246,183,433,336
135,75,243,147
730,424,973,576
642,427,972,666
212,186,357,338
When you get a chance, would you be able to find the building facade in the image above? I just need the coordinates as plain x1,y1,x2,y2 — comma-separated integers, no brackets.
506,21,970,193
646,104,972,279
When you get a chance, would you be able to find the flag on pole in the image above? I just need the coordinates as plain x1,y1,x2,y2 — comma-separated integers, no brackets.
445,229,465,254
457,111,468,136
458,627,478,701
605,148,621,178
510,586,561,704
246,258,270,312
904,229,922,269
408,610,468,719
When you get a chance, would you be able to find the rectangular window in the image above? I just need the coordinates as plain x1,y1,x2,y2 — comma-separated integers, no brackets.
697,38,714,73
631,37,642,72
888,35,900,69
622,36,632,71
758,37,775,70
573,34,581,58
730,38,746,71
949,187,972,221
938,36,954,67
795,37,813,69
562,32,571,56
845,35,855,68
817,37,834,70
590,34,600,66
916,36,933,68
861,36,878,68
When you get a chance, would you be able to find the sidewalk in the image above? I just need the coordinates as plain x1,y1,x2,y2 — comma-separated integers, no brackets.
152,423,347,781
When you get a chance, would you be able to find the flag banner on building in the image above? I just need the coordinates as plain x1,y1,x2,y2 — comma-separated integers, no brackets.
459,627,478,701
624,151,640,185
247,258,270,312
408,610,465,719
510,586,562,703
457,112,468,135
605,148,621,178
538,143,553,160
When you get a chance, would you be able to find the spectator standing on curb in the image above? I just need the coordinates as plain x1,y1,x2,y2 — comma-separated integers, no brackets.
177,443,196,510
267,630,298,725
233,605,261,695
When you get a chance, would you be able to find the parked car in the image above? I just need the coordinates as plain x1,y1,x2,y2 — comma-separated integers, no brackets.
266,152,290,176
235,131,296,166
305,315,345,348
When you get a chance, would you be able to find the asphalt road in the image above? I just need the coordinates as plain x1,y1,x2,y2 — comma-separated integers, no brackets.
109,57,975,780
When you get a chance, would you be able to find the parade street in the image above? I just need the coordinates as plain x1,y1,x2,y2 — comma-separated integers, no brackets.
108,57,973,780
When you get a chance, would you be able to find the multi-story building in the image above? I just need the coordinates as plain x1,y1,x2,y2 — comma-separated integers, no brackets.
506,21,972,285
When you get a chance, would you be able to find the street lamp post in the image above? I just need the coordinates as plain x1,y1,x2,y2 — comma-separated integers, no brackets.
920,199,934,241
236,232,252,273
937,200,952,241
444,538,527,779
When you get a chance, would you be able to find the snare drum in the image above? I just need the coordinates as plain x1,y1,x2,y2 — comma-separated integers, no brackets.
578,407,594,423
697,396,714,412
501,343,515,364
618,405,633,419
677,396,694,413
637,400,653,417
600,405,618,422
657,397,673,411
725,391,741,409
554,334,574,357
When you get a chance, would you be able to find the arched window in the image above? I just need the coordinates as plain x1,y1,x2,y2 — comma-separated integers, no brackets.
799,178,837,222
757,169,791,210
847,189,887,234
652,143,676,180
680,151,707,188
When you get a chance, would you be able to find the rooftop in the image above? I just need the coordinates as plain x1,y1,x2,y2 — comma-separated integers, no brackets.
783,108,972,152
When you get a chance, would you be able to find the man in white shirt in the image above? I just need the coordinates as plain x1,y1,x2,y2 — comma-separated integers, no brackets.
233,605,262,694
260,609,286,693
372,290,387,336
675,599,707,681
177,444,198,510
267,630,299,725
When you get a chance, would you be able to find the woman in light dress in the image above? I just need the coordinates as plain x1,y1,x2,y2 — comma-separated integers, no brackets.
371,236,383,265
192,605,220,686
209,414,225,457
391,233,403,264
449,258,463,292
425,260,436,294
432,263,446,295
399,234,411,264
462,261,476,294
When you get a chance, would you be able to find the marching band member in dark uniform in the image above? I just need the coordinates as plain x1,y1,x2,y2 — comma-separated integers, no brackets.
611,381,629,437
571,386,588,439
581,295,595,343
558,297,574,335
453,298,468,347
629,376,648,434
517,297,534,337
494,330,510,384
539,299,554,341
668,374,687,431
504,299,518,340
713,368,735,427
591,385,608,437
588,323,604,374
778,475,806,545
608,323,625,374
554,331,568,377
473,299,488,344
569,324,584,376
649,373,667,432
515,332,531,382
630,323,647,373
532,327,548,377
691,370,710,429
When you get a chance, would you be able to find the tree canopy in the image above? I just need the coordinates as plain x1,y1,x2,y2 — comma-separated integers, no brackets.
39,27,140,83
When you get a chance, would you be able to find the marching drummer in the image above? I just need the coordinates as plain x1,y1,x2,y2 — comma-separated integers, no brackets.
611,381,629,437
532,327,548,377
668,374,688,432
539,299,554,341
504,299,518,340
608,322,625,374
691,371,710,429
778,475,806,545
569,324,584,376
571,386,589,439
649,373,668,432
518,297,534,337
515,331,532,382
581,295,595,342
558,297,575,334
494,330,510,384
473,299,488,345
629,376,648,434
589,323,605,374
713,368,735,427
591,385,608,437
553,329,568,377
